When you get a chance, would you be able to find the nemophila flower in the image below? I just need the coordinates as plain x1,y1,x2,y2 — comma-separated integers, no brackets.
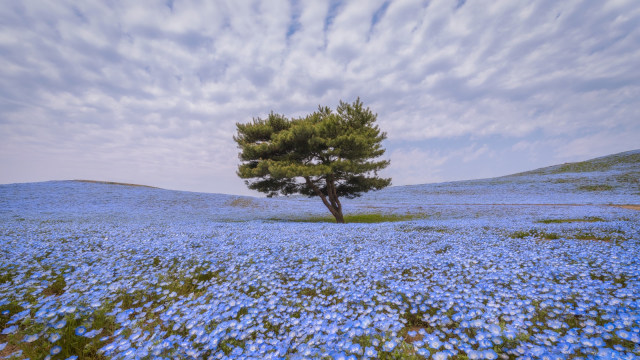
84,328,103,338
50,345,62,355
53,319,67,329
428,338,442,349
0,343,6,351
348,343,362,355
364,346,377,357
2,325,18,335
416,348,430,357
23,333,39,342
382,340,397,352
9,309,30,324
65,356,78,360
49,333,61,343
616,329,631,340
433,350,451,360
328,350,346,360
75,326,87,336
483,349,498,359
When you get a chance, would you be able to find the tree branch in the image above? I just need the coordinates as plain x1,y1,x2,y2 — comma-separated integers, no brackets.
327,174,341,212
304,176,338,216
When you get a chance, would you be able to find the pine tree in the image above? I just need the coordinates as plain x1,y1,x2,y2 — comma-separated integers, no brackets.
234,98,391,223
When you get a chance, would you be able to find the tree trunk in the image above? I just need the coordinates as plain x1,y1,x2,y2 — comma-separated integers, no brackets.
332,209,345,223
305,176,346,224
326,175,344,223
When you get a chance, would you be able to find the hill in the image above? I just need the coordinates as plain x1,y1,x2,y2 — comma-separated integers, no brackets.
0,150,638,223
354,149,640,208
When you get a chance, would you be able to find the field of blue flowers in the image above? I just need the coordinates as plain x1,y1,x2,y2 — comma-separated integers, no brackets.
1,151,639,359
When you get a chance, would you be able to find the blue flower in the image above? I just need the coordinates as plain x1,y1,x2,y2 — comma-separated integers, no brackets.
364,346,377,357
49,333,61,343
383,340,397,352
50,345,62,355
1,325,18,335
23,333,39,343
75,326,87,336
433,350,451,360
84,328,103,338
53,319,67,329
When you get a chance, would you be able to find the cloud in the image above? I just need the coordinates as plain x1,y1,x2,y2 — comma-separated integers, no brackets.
1,0,639,195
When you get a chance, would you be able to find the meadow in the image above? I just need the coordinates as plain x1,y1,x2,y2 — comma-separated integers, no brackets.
0,150,639,359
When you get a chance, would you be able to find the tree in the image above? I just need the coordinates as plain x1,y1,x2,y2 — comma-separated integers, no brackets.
234,98,391,223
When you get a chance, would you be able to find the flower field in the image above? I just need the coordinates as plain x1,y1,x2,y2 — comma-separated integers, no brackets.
1,152,639,359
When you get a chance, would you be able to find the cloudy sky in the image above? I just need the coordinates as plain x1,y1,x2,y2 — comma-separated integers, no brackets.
1,1,639,195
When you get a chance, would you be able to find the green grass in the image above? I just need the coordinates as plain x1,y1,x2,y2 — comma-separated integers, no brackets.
72,180,158,188
271,213,426,223
509,230,560,240
2,305,117,360
227,197,259,208
551,152,640,174
577,184,615,191
536,217,605,224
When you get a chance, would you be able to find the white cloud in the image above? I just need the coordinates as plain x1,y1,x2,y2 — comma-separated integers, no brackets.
1,0,639,194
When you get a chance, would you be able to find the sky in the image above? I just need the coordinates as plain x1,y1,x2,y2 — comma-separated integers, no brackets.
1,0,639,196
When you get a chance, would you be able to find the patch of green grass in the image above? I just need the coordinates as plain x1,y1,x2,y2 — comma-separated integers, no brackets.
4,305,117,360
156,266,224,297
319,286,337,297
435,245,452,254
509,230,560,240
227,197,259,208
615,171,640,185
0,301,25,329
113,289,163,309
552,152,640,174
577,184,615,191
298,288,316,296
73,179,157,188
572,232,620,242
0,266,17,284
399,225,451,233
273,213,426,223
43,273,67,296
536,217,605,224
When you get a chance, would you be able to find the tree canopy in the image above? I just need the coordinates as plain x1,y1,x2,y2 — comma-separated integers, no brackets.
234,98,391,223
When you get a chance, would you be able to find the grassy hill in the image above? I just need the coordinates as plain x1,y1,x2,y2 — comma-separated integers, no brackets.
0,150,638,224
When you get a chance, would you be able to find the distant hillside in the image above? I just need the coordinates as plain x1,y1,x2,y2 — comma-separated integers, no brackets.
511,149,640,177
72,179,159,188
1,150,638,223
355,149,640,206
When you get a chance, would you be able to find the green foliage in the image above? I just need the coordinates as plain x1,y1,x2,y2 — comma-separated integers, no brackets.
536,217,605,224
0,301,24,329
0,265,17,284
552,152,640,173
234,98,391,223
577,184,615,191
270,213,423,223
44,273,67,296
4,306,116,360
509,230,560,240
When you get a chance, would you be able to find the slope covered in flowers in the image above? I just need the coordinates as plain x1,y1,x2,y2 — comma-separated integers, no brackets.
357,149,640,208
0,150,639,359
